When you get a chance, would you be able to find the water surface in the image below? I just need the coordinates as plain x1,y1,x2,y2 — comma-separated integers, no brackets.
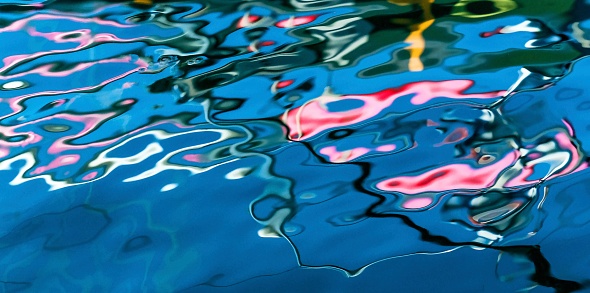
1,0,590,292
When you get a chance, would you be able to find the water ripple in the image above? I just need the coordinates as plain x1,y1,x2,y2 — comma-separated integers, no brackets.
1,0,590,291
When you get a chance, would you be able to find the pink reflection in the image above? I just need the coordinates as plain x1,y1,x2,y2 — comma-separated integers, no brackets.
276,80,294,89
119,99,136,106
122,82,135,89
555,132,582,173
282,80,504,141
0,14,135,34
271,79,294,93
2,14,148,74
377,128,587,195
48,116,193,155
0,148,9,158
408,80,503,104
2,60,146,118
376,151,519,194
1,38,145,73
0,112,117,151
426,119,439,127
276,15,319,28
1,56,135,80
237,14,262,28
319,146,370,163
563,118,574,137
31,154,80,175
505,132,587,187
183,154,203,162
320,144,398,163
27,28,92,44
402,197,433,209
0,125,43,148
435,127,470,146
46,113,119,154
82,171,98,181
376,144,396,152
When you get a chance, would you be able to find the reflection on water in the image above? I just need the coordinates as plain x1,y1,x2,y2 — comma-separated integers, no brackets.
1,0,590,291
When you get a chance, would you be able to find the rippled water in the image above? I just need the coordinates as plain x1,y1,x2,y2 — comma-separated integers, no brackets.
2,0,590,291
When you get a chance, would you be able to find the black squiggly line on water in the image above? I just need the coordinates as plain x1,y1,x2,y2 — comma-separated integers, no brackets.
356,163,583,293
177,268,300,291
296,139,584,292
0,280,32,292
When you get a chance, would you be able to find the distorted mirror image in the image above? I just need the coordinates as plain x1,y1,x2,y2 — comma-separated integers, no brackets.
0,0,589,292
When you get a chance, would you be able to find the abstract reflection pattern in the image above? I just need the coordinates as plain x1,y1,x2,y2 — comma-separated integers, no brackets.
1,0,590,292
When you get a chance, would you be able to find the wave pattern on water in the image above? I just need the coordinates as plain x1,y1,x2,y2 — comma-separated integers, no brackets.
2,0,590,291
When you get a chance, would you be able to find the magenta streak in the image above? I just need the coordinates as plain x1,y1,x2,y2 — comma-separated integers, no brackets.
554,133,584,175
0,62,144,148
2,35,145,73
237,14,262,28
0,118,195,182
45,113,117,154
183,154,204,162
45,118,194,154
562,119,574,137
50,118,194,153
0,14,135,34
435,127,470,146
319,146,370,162
376,144,396,152
0,56,134,80
26,28,92,44
408,80,504,104
82,171,98,181
379,132,587,195
0,111,114,150
0,124,43,148
30,154,81,175
276,15,319,28
505,133,587,187
122,82,135,89
283,80,504,141
402,197,433,209
276,79,294,89
119,99,135,105
319,144,397,163
376,151,519,194
2,62,145,118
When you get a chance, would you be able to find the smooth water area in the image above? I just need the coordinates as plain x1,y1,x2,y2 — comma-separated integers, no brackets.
1,0,590,292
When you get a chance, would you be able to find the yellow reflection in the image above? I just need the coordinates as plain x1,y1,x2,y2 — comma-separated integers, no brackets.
406,18,434,71
452,0,517,18
389,0,435,72
133,0,153,5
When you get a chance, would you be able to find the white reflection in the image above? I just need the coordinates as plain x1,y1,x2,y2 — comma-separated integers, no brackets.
161,183,178,192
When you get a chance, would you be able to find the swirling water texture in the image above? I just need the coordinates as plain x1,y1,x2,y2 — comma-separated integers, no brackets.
1,0,590,292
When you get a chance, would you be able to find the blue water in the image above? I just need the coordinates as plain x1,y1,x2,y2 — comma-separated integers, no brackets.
1,0,590,292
